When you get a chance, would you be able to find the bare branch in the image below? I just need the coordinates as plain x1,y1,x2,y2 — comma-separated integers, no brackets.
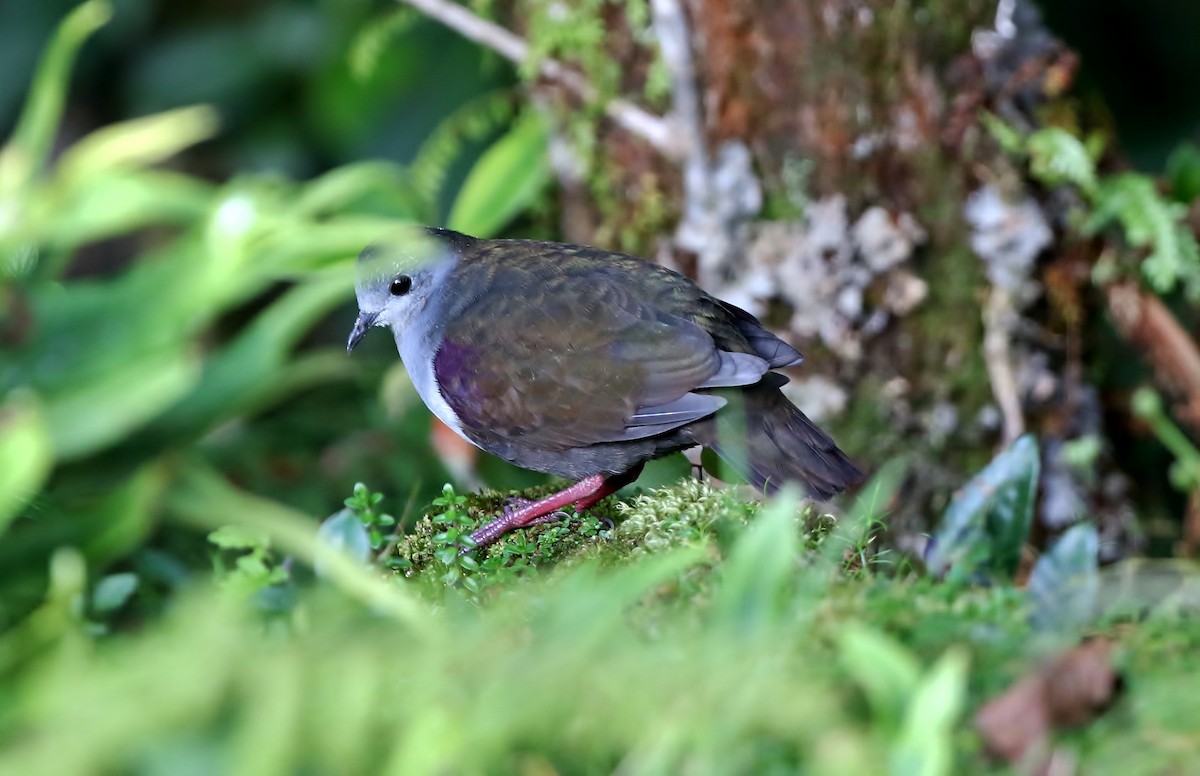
983,286,1026,445
1106,279,1200,434
651,0,761,287
650,0,703,160
397,0,678,157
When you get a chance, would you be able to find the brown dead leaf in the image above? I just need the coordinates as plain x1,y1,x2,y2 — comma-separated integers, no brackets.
976,638,1124,770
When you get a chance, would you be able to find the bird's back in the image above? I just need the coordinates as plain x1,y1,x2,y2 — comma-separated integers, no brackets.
447,235,795,366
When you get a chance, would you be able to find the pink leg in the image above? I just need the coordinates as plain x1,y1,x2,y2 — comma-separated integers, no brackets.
468,465,645,549
521,471,638,528
571,463,643,512
469,475,607,548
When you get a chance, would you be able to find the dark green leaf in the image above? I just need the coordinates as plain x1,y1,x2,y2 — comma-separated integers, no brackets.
1166,143,1200,203
1028,522,1099,633
925,434,1040,582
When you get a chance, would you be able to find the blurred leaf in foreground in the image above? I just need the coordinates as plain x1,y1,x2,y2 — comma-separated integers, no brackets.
925,434,1040,583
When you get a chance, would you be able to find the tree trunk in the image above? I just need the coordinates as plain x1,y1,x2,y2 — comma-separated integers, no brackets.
416,0,1200,559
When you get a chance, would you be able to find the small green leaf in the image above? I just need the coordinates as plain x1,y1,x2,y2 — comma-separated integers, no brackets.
978,111,1023,156
1166,143,1200,203
236,554,271,579
92,573,139,614
925,434,1040,581
699,446,744,486
843,457,907,529
57,464,168,575
1029,522,1100,632
315,509,373,578
447,110,549,237
293,161,423,220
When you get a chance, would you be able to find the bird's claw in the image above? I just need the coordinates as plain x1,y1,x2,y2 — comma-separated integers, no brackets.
501,496,536,515
522,510,573,528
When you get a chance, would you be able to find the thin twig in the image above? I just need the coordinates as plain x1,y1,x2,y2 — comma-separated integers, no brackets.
983,286,1026,445
650,0,704,160
650,0,761,286
397,0,678,157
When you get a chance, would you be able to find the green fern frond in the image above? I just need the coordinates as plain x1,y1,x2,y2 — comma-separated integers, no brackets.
521,0,618,96
1087,173,1200,296
347,7,423,81
1027,127,1098,195
408,90,516,218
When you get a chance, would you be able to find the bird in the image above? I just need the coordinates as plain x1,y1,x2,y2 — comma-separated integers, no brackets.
347,226,862,548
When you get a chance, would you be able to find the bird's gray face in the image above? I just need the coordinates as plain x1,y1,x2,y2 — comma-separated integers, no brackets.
347,229,457,353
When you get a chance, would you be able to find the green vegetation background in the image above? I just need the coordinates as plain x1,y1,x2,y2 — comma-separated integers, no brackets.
2,1,1200,773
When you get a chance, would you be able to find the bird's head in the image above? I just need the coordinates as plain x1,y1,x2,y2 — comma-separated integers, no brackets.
347,226,470,352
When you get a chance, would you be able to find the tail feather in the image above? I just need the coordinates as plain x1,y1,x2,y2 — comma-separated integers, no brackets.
708,383,862,499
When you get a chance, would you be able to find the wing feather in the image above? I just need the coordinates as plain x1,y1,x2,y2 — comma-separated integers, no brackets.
430,248,774,453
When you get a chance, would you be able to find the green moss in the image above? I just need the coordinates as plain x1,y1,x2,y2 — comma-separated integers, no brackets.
390,478,840,597
390,481,628,587
613,479,756,553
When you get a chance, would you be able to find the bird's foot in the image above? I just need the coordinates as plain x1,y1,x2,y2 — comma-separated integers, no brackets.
501,497,570,528
468,475,607,549
466,466,644,550
501,496,537,512
522,510,573,527
459,498,565,552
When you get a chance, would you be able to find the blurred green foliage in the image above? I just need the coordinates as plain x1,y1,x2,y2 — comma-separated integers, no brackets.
986,117,1200,300
0,3,1199,773
2,452,1199,772
925,434,1040,583
0,490,983,775
0,0,551,624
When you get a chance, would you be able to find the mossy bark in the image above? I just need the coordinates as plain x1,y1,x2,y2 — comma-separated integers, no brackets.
545,0,1138,553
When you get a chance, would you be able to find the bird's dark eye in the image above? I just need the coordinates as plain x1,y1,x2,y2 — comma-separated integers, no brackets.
389,275,413,296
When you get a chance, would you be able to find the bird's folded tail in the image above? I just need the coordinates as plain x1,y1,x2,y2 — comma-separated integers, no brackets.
706,382,863,499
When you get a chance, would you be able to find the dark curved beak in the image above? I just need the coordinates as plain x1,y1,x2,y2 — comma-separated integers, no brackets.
346,310,379,353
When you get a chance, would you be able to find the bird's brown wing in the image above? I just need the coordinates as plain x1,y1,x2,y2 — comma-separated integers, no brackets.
432,260,767,452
